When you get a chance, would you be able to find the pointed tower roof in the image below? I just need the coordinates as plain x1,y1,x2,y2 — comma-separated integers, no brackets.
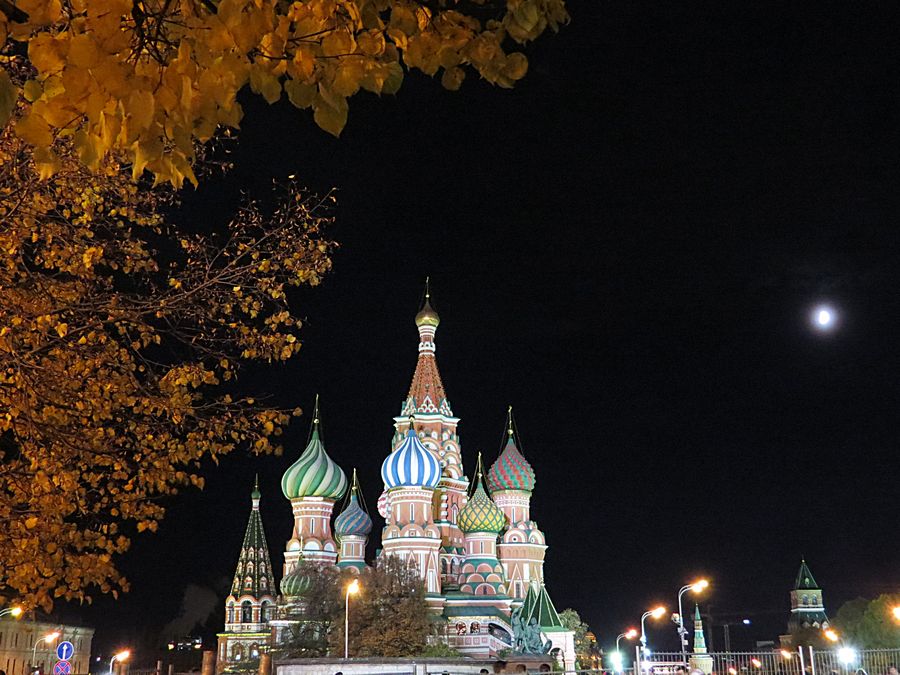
230,479,275,599
281,398,348,500
692,604,708,654
795,559,819,590
403,281,452,416
520,583,565,631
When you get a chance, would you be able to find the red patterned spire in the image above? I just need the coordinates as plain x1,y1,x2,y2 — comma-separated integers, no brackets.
403,280,452,416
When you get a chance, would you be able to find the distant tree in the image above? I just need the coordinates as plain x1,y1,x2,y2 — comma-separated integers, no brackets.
0,62,334,611
279,562,346,657
330,556,433,657
834,594,900,649
559,608,594,669
1,0,569,185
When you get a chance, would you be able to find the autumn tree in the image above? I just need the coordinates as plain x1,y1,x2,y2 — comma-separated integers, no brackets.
559,608,595,669
0,0,569,186
0,62,335,611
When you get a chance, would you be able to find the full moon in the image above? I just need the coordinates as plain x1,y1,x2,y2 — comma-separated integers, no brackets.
813,305,837,330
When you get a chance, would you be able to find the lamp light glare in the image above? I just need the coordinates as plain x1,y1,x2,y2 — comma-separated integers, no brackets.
812,305,837,331
838,647,857,665
824,629,839,643
742,618,751,625
751,659,762,669
347,579,360,595
651,606,666,619
892,606,900,621
610,651,624,672
691,579,710,593
780,650,793,659
114,651,130,662
626,629,639,639
10,607,23,617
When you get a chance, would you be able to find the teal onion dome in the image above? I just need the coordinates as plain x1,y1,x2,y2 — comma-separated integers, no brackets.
381,427,442,489
459,481,506,534
281,422,348,500
280,569,312,597
334,493,373,537
487,434,535,493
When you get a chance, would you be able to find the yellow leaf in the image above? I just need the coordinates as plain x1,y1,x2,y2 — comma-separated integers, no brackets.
25,517,38,530
28,34,66,74
313,95,348,137
0,70,16,129
15,112,53,148
23,79,43,102
249,65,282,104
68,34,100,69
284,79,316,109
441,66,465,91
56,323,68,337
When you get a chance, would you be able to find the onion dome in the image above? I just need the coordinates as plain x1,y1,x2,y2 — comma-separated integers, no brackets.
381,426,441,489
280,568,312,597
377,489,390,518
334,469,373,538
487,413,535,493
459,454,506,534
415,279,440,328
281,404,348,500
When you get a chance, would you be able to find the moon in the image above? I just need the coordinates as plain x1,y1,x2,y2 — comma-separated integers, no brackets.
812,305,837,330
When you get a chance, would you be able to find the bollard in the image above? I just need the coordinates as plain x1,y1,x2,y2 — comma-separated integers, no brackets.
156,660,163,675
168,664,175,675
201,650,215,675
258,653,272,675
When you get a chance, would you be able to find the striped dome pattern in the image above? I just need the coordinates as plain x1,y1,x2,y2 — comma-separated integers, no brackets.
458,481,506,534
334,493,373,537
281,427,348,500
381,428,442,489
487,436,535,493
280,569,312,597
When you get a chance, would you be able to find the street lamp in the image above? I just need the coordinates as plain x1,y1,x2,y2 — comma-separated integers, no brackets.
640,605,667,659
892,606,900,622
0,607,23,619
676,580,709,663
108,650,130,675
824,629,840,643
344,578,360,659
612,629,638,673
32,632,60,672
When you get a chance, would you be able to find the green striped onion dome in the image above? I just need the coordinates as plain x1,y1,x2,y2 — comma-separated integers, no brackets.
280,569,312,597
281,425,348,500
487,435,535,493
458,481,506,534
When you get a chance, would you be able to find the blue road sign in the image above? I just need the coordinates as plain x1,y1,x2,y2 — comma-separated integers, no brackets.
56,642,74,662
53,661,71,675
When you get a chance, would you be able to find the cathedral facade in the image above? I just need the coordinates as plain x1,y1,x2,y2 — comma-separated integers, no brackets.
217,291,575,670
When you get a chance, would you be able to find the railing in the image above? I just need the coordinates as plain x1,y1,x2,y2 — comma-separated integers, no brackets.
636,648,900,675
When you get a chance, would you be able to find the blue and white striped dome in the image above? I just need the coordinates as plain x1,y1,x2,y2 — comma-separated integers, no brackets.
381,428,442,489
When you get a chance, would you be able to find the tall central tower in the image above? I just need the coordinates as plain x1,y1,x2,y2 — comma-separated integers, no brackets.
391,284,468,588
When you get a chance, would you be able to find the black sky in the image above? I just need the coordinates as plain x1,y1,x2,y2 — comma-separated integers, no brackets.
71,0,900,658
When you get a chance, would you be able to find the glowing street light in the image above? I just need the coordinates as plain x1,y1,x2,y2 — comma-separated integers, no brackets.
676,579,709,663
780,650,793,660
344,578,360,659
892,606,900,622
812,305,838,332
108,650,130,675
0,607,23,618
640,606,667,650
32,632,60,671
751,658,762,669
838,647,857,665
613,629,638,673
824,629,840,643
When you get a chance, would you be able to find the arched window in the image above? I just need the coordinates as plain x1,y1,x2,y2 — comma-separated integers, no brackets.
242,601,253,623
231,644,244,661
250,643,259,659
227,604,234,623
802,595,809,606
260,603,270,621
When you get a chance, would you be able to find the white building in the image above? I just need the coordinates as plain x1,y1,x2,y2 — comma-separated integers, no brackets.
0,617,93,675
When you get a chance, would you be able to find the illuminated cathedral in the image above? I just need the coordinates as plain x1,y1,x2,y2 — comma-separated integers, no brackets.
217,289,576,670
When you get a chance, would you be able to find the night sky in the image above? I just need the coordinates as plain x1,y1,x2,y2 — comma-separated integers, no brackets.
67,1,900,659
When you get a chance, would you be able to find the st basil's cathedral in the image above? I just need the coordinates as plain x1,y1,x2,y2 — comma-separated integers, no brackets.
216,290,576,670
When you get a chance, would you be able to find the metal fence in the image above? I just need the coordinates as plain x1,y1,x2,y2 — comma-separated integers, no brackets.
637,648,900,675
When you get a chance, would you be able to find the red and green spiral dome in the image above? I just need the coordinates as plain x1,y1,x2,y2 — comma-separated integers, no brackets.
487,435,535,493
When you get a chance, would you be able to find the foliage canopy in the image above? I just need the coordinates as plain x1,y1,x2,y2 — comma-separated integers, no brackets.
0,73,334,610
0,0,569,185
834,594,900,649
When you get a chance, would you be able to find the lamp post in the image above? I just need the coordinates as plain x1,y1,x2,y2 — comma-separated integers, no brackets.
611,629,638,673
108,650,130,675
640,605,667,664
676,580,709,665
32,631,60,673
344,578,360,659
0,607,23,619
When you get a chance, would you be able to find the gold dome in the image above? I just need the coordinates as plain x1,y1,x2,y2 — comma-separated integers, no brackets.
415,297,440,328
